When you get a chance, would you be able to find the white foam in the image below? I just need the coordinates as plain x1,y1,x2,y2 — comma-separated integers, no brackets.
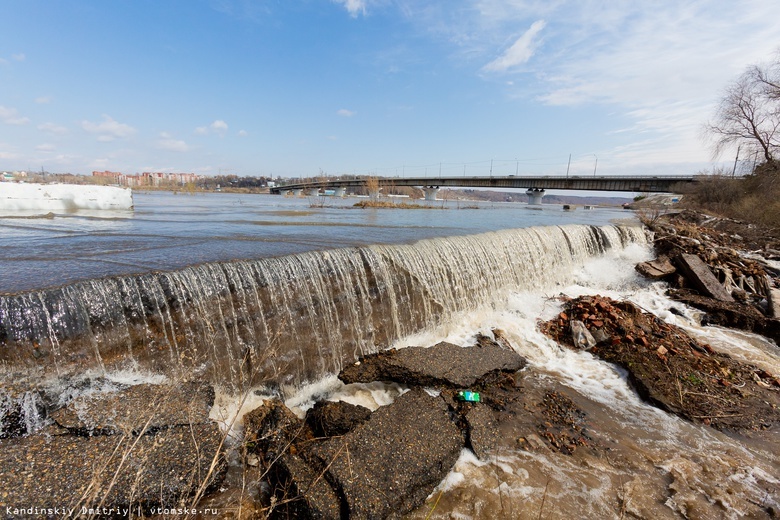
209,388,270,444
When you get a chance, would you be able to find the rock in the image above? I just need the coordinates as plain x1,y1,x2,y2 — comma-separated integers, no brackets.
307,388,463,519
674,253,734,302
635,256,676,279
339,339,526,388
271,453,342,520
49,381,214,435
0,423,226,512
305,400,372,438
464,404,501,460
767,286,780,319
244,398,311,456
590,328,610,345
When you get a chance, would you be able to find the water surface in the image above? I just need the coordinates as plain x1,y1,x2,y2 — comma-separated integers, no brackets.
0,191,630,293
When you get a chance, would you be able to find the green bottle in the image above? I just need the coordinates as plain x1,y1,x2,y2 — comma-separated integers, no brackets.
457,391,481,402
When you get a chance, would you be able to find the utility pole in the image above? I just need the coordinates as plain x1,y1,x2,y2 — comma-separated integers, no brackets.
732,145,740,177
593,155,598,177
565,154,571,179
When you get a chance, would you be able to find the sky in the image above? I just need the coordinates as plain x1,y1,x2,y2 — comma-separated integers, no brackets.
2,0,779,179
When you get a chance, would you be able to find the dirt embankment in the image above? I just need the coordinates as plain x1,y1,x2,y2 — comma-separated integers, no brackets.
538,209,780,434
540,294,780,432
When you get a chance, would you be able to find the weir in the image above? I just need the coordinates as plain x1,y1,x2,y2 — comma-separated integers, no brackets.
0,224,645,390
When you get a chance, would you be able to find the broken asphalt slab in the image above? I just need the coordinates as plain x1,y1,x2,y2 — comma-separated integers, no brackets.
338,338,526,388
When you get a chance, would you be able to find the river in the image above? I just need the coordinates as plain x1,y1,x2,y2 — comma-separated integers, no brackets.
1,191,778,518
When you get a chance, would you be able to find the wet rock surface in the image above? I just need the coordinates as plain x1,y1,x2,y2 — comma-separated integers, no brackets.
244,397,312,455
271,453,342,520
338,337,527,387
675,252,735,302
0,424,225,513
463,403,502,460
305,400,372,438
309,389,463,519
241,335,548,519
49,381,214,435
540,294,780,432
0,381,226,516
635,255,676,279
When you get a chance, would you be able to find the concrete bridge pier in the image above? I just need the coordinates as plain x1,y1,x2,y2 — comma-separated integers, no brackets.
334,187,346,198
280,189,291,196
369,188,380,200
293,188,304,197
526,188,546,205
423,186,440,201
307,188,320,197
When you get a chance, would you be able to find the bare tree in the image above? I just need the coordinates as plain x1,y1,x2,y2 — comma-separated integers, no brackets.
365,176,380,199
707,56,780,163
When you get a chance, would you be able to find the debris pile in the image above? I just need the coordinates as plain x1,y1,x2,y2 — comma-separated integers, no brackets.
540,294,780,432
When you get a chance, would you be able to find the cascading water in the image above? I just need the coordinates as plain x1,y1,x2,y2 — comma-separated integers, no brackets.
0,224,645,390
3,213,779,518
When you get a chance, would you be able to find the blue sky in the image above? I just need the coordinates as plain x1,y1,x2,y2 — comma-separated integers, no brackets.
2,0,779,178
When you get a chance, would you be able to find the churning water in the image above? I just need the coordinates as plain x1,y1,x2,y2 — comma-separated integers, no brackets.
1,191,778,518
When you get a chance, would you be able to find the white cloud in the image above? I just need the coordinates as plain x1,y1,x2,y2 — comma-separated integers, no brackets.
337,108,356,117
335,0,366,17
12,53,25,62
89,158,111,169
36,143,56,152
483,20,546,72
0,151,19,160
81,115,136,142
195,121,229,136
211,120,228,133
237,130,248,137
0,106,30,125
404,0,780,164
156,132,190,152
35,96,52,104
38,122,68,135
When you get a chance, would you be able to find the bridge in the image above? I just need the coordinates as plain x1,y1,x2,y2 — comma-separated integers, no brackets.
270,174,697,204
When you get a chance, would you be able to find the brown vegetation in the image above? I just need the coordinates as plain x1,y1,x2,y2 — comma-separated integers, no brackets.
678,161,780,231
353,200,440,209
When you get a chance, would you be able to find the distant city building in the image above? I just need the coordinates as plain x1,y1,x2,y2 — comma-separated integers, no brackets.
92,170,201,186
0,171,29,181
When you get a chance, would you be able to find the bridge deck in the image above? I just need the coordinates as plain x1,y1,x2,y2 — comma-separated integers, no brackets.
271,175,696,194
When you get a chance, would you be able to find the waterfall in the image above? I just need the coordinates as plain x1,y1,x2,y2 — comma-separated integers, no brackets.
0,224,645,390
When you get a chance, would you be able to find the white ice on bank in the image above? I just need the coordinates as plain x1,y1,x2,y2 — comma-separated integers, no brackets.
0,182,133,211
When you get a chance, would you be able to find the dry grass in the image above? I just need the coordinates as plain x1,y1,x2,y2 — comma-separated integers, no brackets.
57,321,296,520
680,161,780,232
